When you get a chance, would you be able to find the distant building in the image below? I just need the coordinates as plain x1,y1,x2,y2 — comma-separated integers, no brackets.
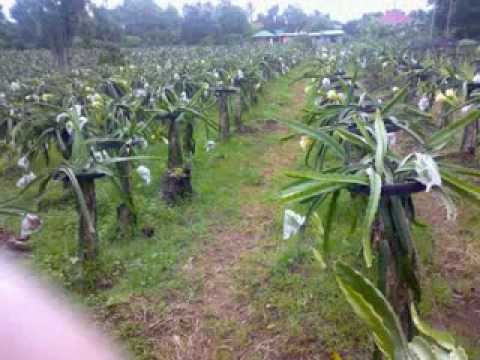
252,30,276,44
379,9,411,26
310,30,345,45
252,29,345,45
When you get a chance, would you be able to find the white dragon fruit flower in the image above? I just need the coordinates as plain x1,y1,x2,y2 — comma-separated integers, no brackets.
415,153,442,192
205,140,216,152
322,77,331,88
445,88,456,98
326,89,338,101
462,104,473,113
180,91,189,103
17,156,29,170
136,165,151,184
92,149,104,163
20,213,43,238
65,121,74,135
79,116,88,130
73,104,82,116
392,86,399,92
283,209,305,240
237,69,244,79
135,137,148,149
56,112,69,123
418,96,430,112
473,73,480,84
133,88,147,98
435,91,447,103
10,81,21,92
299,136,313,151
16,172,36,189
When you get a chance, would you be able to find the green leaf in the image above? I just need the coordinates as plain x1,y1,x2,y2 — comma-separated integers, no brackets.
408,337,436,360
428,110,480,150
281,119,346,159
362,168,381,268
440,169,480,205
335,262,409,359
324,191,340,255
411,305,456,351
58,166,95,235
101,155,161,165
387,117,425,146
285,171,369,185
382,87,407,115
70,111,90,168
335,127,372,150
279,180,344,204
450,347,469,360
312,248,327,270
354,116,376,149
438,162,480,178
374,112,387,175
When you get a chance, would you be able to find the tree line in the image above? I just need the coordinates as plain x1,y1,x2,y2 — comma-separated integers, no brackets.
0,0,339,51
429,0,480,39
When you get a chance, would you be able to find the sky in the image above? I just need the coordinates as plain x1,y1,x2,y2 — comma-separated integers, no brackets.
0,0,430,23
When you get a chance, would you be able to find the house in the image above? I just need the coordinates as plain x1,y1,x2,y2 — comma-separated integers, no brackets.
309,30,345,45
252,29,345,45
379,9,411,26
252,30,277,44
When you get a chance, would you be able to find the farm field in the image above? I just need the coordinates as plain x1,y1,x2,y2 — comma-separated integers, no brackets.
1,7,480,359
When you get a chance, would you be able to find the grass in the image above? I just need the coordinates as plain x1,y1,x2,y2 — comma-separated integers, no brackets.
1,64,480,359
233,159,374,358
0,67,314,358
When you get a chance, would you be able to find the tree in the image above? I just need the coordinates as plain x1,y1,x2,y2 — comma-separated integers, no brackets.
181,3,217,45
283,5,307,33
10,0,44,49
445,0,457,38
258,5,285,32
246,2,254,23
0,5,15,48
90,6,124,44
215,2,249,43
304,10,335,32
450,0,480,39
11,0,89,68
429,0,480,39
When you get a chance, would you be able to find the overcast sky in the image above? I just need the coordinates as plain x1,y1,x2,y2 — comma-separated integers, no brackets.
0,0,429,22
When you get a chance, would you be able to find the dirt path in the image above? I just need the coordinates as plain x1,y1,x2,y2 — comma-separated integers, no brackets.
148,82,306,360
415,193,480,342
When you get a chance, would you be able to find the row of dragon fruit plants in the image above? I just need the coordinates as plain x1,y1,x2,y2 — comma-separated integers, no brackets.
280,42,480,359
0,44,309,278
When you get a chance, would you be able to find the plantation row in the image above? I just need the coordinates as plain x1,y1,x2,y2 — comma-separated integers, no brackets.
2,40,480,358
282,42,480,358
0,44,308,272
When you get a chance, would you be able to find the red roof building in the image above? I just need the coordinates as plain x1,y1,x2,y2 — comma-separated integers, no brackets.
379,9,411,25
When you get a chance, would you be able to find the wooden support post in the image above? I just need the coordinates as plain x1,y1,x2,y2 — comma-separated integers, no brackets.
218,93,230,140
78,177,98,262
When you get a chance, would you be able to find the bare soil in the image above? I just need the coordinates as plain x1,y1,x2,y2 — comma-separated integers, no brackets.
415,189,480,341
141,82,307,360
